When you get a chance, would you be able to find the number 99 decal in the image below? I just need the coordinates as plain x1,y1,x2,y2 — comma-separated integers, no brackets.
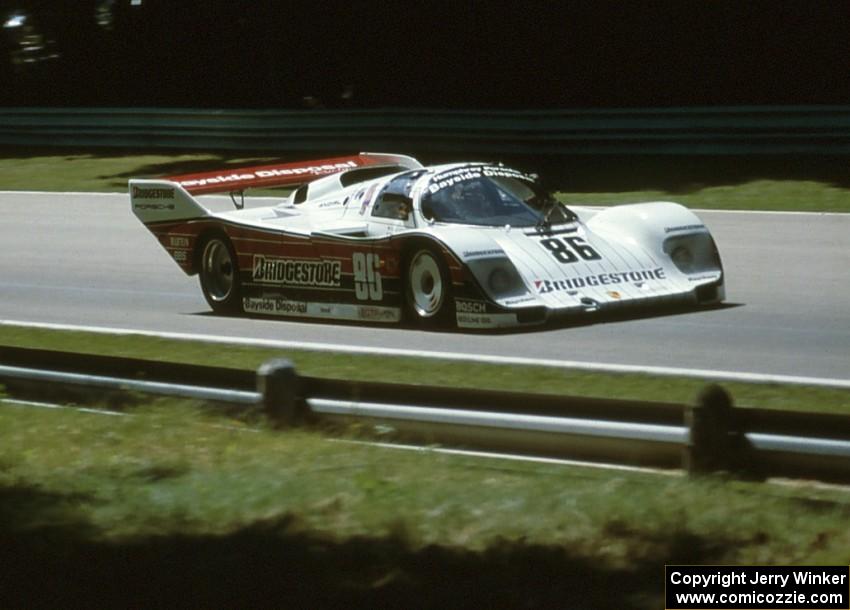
540,236,602,264
353,252,383,300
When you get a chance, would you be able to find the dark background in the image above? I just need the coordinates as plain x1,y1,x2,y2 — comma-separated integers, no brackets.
1,0,848,109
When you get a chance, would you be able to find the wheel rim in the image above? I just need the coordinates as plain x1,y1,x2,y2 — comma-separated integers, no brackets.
202,239,234,302
409,250,444,318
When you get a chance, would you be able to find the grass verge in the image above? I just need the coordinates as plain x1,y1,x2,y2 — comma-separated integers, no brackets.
556,179,850,213
1,400,849,607
0,150,281,193
0,325,848,415
1,149,849,212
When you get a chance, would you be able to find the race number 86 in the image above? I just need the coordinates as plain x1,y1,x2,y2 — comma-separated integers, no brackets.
540,236,602,264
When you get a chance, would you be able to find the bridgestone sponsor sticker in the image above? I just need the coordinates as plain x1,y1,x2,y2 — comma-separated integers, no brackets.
535,268,666,294
132,186,174,199
664,223,705,233
462,249,503,259
252,255,342,287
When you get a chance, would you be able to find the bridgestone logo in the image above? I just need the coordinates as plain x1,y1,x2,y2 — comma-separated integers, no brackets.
132,186,174,199
252,255,341,287
535,268,666,294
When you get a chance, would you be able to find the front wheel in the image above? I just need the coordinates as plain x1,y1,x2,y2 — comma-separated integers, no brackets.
199,234,242,314
405,247,454,328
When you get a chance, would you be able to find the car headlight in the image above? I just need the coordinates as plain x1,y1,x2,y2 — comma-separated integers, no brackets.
488,268,512,293
664,234,721,274
467,257,528,299
671,245,694,272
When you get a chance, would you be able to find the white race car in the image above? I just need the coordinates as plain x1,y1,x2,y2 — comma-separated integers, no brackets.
130,153,724,329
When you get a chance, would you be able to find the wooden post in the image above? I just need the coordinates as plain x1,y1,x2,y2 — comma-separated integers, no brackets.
257,359,303,426
684,384,735,476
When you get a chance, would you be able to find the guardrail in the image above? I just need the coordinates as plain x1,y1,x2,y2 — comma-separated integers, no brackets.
1,106,849,155
1,346,849,483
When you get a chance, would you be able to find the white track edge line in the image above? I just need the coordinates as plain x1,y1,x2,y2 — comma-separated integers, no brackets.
2,319,848,389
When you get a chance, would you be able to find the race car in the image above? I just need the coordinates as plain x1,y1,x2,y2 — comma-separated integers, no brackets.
129,152,724,329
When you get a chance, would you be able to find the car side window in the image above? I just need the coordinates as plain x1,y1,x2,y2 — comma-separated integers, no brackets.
372,192,412,221
370,170,425,222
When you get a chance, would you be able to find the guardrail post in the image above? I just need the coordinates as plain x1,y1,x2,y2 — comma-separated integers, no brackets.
257,359,303,426
684,384,737,476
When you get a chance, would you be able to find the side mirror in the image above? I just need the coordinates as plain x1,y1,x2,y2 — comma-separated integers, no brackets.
421,200,434,221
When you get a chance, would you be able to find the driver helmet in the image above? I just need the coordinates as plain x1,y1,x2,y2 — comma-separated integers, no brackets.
461,179,493,217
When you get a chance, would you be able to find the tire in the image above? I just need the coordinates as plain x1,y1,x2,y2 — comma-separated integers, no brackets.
405,246,455,328
198,234,242,314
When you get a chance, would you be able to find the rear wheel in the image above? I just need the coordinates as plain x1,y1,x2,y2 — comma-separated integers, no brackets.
199,234,242,314
405,247,454,328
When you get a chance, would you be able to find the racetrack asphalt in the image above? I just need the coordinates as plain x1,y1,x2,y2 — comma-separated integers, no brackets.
1,192,848,380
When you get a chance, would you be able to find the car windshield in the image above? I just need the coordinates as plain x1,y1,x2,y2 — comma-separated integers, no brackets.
419,166,575,227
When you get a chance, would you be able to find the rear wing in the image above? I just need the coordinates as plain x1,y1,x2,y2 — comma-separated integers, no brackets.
166,152,422,195
129,179,210,225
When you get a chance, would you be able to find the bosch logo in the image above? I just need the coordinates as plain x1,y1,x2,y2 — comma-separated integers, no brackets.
456,300,487,313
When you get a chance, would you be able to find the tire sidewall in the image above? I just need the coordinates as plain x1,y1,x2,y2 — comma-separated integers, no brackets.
404,245,455,328
199,233,242,314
